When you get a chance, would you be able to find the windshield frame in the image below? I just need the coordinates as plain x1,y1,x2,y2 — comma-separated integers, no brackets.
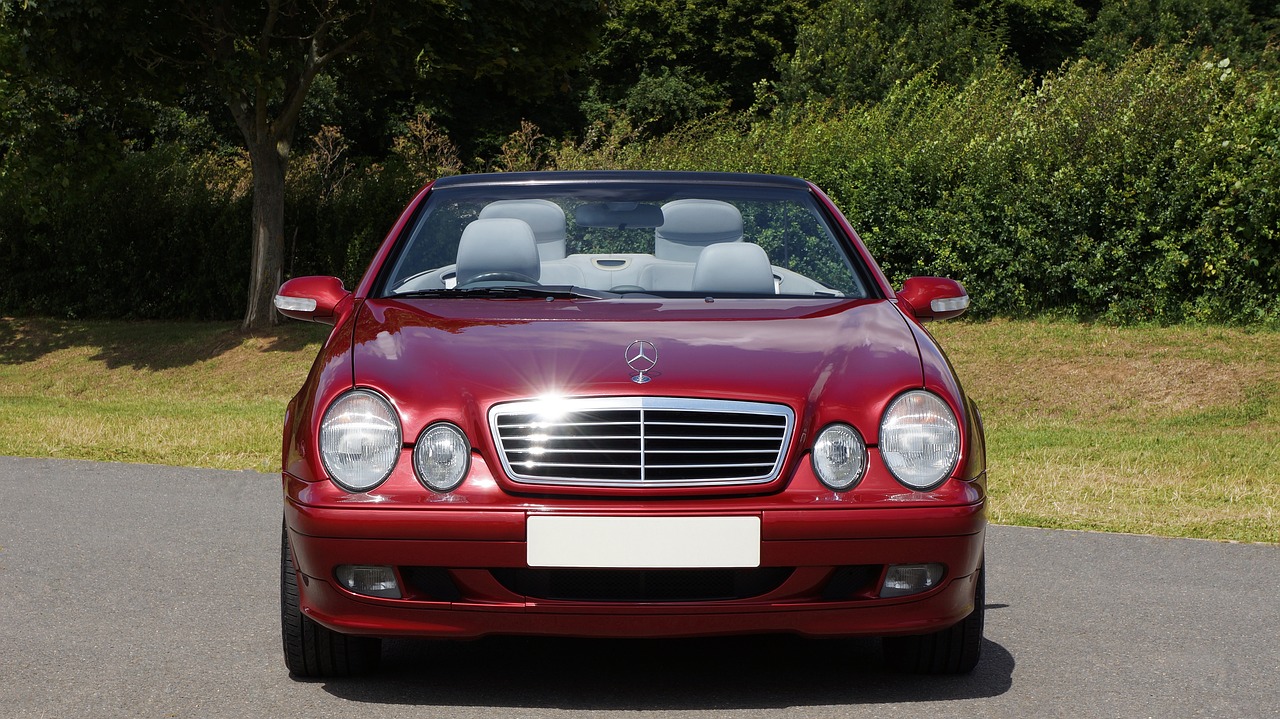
368,174,883,302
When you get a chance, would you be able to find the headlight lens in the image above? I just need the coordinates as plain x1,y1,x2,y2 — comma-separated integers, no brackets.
879,390,960,490
413,423,470,492
812,423,867,491
319,389,401,492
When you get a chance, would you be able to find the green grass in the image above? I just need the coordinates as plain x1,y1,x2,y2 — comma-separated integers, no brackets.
1,316,1276,543
0,318,329,473
930,319,1280,544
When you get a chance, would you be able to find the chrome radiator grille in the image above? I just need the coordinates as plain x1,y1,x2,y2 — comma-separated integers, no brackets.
489,397,794,487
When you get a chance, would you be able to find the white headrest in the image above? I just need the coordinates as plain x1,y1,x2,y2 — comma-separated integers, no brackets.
478,200,567,260
692,242,775,295
455,218,541,286
655,199,743,262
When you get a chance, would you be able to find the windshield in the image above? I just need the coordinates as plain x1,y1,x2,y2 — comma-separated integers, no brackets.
378,180,870,299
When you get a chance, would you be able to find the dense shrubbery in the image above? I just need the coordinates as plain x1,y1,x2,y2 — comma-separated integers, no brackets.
2,48,1278,324
555,50,1280,324
0,128,430,319
0,148,252,319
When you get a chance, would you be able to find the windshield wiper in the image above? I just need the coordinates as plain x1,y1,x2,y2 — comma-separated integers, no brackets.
391,285,616,300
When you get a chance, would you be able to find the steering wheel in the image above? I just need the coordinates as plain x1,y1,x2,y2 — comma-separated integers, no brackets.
461,271,539,286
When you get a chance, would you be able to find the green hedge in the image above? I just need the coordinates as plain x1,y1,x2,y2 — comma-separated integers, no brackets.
560,49,1280,324
0,147,252,319
0,141,423,320
2,49,1277,324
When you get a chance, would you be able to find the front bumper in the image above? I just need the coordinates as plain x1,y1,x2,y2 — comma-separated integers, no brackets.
284,488,985,640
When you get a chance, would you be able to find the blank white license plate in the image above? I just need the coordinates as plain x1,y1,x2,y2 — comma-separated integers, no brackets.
526,516,761,568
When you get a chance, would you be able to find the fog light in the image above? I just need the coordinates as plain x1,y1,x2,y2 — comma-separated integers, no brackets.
335,565,402,598
812,423,868,491
880,563,944,598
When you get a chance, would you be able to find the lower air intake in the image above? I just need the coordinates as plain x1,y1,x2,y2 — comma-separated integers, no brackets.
491,568,793,602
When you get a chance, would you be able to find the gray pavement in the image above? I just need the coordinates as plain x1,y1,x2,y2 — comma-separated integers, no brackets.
0,456,1276,718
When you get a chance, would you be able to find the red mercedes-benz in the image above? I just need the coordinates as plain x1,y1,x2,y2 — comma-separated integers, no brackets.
275,171,986,678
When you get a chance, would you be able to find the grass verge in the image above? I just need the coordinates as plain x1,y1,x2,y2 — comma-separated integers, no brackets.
1,316,1276,543
0,318,329,472
931,319,1279,543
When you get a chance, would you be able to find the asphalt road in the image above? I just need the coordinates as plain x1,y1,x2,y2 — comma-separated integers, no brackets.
1,456,1276,719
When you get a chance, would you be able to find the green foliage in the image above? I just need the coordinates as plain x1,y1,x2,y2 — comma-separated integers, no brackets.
620,67,728,132
4,1,1280,327
398,0,608,157
774,0,1008,106
1082,0,1276,68
0,120,439,320
0,146,251,319
581,0,813,134
550,49,1280,325
0,0,606,328
971,0,1092,73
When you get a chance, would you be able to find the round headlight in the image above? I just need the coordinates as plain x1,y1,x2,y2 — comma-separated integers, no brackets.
413,423,470,492
879,390,960,490
812,423,868,491
319,389,402,492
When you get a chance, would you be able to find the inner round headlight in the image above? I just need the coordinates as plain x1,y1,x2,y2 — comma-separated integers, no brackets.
879,390,960,490
319,389,401,492
413,423,470,492
812,423,868,491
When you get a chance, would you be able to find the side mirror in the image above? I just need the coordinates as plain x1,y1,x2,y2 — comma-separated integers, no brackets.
274,276,350,325
897,276,970,321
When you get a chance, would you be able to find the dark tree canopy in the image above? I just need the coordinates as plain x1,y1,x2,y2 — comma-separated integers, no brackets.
580,0,814,134
1,0,605,329
965,0,1091,74
774,0,1006,107
1083,0,1275,66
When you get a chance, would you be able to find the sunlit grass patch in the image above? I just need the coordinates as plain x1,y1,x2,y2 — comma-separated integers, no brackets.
933,320,1280,543
0,318,328,473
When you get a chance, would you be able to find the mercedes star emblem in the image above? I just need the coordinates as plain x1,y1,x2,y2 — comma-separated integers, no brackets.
625,340,658,384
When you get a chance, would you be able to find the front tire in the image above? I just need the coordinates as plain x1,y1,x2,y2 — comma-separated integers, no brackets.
280,522,381,677
882,565,985,674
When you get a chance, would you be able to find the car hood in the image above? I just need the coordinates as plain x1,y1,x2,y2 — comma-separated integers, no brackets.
351,297,924,443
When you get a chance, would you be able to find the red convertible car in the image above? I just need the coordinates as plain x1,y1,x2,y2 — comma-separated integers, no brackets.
275,171,986,678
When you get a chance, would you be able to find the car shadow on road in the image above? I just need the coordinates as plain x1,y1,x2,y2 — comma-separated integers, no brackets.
320,634,1014,709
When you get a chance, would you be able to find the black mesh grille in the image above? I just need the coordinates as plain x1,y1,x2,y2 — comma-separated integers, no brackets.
491,568,794,602
400,567,462,601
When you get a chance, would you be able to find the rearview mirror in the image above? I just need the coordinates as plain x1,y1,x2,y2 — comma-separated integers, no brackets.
274,276,350,325
574,202,664,229
897,277,969,321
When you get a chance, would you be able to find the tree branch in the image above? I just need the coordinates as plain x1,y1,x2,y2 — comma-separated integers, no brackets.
260,0,281,58
272,6,375,141
225,86,256,144
316,25,367,67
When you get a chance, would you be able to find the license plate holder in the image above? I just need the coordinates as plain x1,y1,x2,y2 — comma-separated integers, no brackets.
526,516,761,568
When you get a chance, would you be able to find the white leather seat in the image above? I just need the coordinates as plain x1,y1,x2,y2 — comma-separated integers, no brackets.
454,218,541,286
639,199,745,291
654,199,744,261
478,200,568,260
692,242,776,295
476,199,588,285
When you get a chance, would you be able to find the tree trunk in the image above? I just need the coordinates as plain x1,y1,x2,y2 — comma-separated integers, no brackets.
241,141,288,332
